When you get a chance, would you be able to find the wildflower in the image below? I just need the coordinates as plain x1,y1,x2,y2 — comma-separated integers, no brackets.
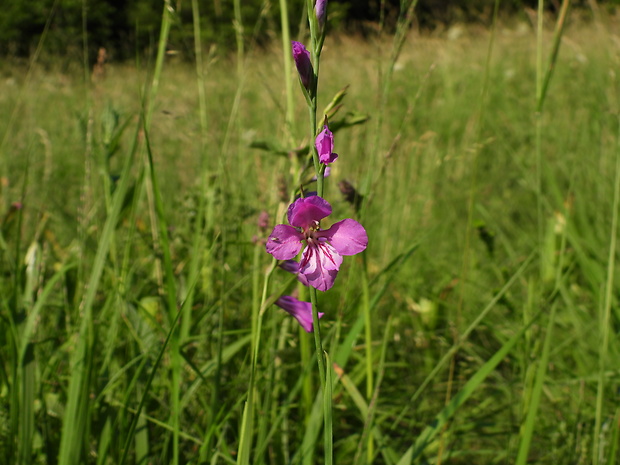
276,295,323,332
292,41,313,91
266,195,368,291
315,0,327,28
315,125,338,164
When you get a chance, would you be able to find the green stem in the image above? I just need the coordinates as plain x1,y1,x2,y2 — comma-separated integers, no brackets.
278,0,294,141
307,102,323,197
308,288,326,384
233,0,244,79
308,286,332,465
535,0,544,281
361,258,373,461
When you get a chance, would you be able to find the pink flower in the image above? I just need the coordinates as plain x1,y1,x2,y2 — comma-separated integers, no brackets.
276,295,323,332
315,125,338,164
292,41,313,91
266,196,368,291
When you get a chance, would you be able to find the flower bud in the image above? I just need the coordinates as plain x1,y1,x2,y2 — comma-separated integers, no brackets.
291,41,313,91
315,0,327,28
315,125,338,164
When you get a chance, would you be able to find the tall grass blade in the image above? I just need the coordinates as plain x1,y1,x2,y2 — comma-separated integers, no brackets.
392,253,535,428
323,351,333,465
606,408,620,465
355,316,392,465
118,291,190,465
142,120,182,464
593,117,620,465
536,0,571,113
515,304,557,465
17,262,74,461
336,359,399,465
278,0,295,139
57,118,141,465
408,311,542,461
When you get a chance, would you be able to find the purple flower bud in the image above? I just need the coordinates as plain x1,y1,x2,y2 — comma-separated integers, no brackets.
292,41,313,90
315,0,327,28
315,125,338,164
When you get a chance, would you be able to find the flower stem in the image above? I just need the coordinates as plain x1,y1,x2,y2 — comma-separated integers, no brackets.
308,287,325,382
308,285,332,465
307,102,323,197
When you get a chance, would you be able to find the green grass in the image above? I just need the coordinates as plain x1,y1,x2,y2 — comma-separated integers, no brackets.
1,6,620,464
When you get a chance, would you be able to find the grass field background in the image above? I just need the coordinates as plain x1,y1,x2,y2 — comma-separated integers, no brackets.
1,4,620,464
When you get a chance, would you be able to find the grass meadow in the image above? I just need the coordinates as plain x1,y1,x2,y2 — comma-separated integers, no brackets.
1,4,620,464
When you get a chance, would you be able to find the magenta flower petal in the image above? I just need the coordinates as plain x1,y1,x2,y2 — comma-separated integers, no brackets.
280,259,300,274
315,125,338,164
287,196,332,229
318,219,368,255
280,259,310,286
266,224,303,260
300,243,343,291
292,41,313,90
276,296,323,332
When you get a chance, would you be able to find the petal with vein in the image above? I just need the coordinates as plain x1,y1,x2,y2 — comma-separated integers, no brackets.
266,224,303,260
320,219,368,256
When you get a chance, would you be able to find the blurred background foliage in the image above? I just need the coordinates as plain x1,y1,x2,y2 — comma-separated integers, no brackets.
0,0,613,62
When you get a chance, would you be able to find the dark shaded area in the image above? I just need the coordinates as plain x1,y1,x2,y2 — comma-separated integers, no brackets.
346,0,564,23
0,0,609,62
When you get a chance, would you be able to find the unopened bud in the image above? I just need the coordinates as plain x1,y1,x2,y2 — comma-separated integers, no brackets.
291,41,313,90
315,0,327,28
